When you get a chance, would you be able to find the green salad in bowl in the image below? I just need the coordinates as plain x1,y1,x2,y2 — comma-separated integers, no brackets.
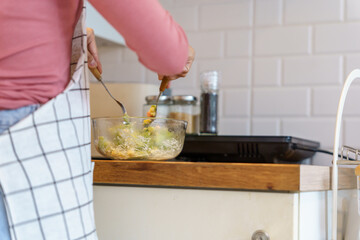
92,116,187,160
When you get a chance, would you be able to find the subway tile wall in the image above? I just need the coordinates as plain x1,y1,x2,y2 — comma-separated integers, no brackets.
97,0,360,165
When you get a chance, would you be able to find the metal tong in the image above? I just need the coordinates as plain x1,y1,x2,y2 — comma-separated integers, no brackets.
89,67,127,116
153,76,171,117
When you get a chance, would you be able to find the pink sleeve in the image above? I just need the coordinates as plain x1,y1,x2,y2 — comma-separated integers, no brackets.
89,0,189,75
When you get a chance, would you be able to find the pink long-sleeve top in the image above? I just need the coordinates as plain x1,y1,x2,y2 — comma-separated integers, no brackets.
0,0,188,110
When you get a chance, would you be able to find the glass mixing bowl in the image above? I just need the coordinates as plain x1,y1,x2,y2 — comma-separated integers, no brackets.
92,116,187,160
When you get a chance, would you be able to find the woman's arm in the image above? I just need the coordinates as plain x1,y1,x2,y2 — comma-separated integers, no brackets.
88,0,189,76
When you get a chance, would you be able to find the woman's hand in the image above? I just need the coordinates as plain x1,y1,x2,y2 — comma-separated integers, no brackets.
157,45,195,86
86,28,102,73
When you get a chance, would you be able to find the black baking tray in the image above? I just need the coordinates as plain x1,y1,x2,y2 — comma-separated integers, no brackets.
175,135,320,164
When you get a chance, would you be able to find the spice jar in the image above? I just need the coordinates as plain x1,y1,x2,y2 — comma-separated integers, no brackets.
200,70,220,135
169,95,199,135
143,95,173,118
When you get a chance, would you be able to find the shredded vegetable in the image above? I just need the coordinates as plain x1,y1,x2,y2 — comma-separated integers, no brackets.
96,120,183,160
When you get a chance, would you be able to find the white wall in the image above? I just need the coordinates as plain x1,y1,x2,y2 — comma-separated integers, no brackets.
96,0,360,164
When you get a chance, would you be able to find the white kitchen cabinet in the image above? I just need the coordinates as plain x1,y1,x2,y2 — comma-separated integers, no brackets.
86,2,125,46
93,186,354,240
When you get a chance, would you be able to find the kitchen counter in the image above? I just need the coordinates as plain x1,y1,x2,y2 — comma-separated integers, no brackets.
92,160,356,192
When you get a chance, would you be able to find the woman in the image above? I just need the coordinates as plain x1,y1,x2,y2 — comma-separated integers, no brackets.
0,0,194,239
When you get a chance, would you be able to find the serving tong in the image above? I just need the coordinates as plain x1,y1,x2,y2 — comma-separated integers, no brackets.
89,67,127,116
153,76,171,117
89,67,170,121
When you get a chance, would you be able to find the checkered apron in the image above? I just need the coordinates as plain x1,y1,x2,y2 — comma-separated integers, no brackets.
0,3,97,240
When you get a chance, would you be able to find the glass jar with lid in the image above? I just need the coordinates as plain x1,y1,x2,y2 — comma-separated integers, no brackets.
143,95,173,118
169,95,199,135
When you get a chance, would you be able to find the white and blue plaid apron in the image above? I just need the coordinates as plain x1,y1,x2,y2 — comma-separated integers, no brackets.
0,2,97,239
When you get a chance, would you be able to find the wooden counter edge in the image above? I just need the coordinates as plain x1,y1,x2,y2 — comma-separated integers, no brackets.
93,160,356,192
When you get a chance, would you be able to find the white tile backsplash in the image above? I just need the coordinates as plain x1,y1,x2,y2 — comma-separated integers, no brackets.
281,118,337,148
254,0,282,26
223,89,250,117
98,46,123,65
345,54,360,77
145,70,197,90
174,0,236,6
253,88,310,116
170,62,198,89
199,2,252,30
341,87,360,115
344,118,360,148
312,86,360,116
315,23,360,53
187,32,224,59
101,62,146,83
218,118,250,135
170,6,198,31
346,0,360,20
226,30,252,57
97,0,360,150
312,87,341,116
283,56,342,85
158,0,174,9
198,59,250,87
284,0,342,24
253,57,281,86
254,26,311,56
251,118,280,135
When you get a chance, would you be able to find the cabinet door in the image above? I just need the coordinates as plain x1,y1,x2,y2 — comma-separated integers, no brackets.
297,190,354,240
93,186,298,240
86,2,125,45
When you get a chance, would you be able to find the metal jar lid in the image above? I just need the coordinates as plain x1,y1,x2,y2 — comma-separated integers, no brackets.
145,95,173,104
172,95,197,105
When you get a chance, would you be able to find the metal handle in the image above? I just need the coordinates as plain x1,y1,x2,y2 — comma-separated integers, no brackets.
152,76,171,118
252,230,270,240
89,67,127,115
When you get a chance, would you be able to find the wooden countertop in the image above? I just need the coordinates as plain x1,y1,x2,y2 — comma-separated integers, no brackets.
92,160,357,192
